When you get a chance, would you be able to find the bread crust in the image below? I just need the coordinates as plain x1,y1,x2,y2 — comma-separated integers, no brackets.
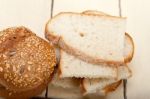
45,20,60,45
102,80,122,94
124,33,134,63
81,79,122,95
82,10,111,16
0,26,56,92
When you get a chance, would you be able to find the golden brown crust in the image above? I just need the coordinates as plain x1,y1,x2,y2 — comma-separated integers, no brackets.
0,26,56,92
45,20,60,45
102,80,122,94
80,78,87,94
124,33,134,63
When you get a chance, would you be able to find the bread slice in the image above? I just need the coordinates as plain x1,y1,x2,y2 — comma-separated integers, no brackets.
50,70,122,96
80,11,133,94
45,12,126,65
82,10,134,63
59,32,133,78
50,71,121,96
59,50,117,78
82,65,131,94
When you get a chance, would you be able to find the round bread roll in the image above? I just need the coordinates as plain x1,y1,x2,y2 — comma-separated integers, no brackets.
0,27,56,93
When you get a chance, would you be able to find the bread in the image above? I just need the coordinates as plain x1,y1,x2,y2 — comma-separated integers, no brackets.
59,32,133,78
82,65,131,94
80,11,133,94
49,78,120,98
59,50,117,78
50,72,121,96
45,12,126,65
51,70,80,89
124,33,134,62
82,10,134,63
0,26,56,93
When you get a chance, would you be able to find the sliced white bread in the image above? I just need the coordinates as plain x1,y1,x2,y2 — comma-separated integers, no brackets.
50,71,122,96
82,65,132,94
45,12,126,65
50,73,121,96
81,10,133,94
82,10,134,63
59,50,117,78
59,33,133,78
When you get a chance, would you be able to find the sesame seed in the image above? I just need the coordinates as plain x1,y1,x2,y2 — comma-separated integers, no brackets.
2,54,7,58
27,43,31,47
0,67,3,72
9,51,16,56
37,67,41,71
4,74,7,79
27,66,31,71
27,61,33,64
24,74,28,78
13,66,16,72
9,92,12,96
20,52,24,57
6,63,10,68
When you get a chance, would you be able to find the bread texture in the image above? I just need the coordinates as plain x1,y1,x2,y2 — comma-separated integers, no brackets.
82,10,134,63
51,70,80,89
84,11,134,63
59,50,117,78
82,65,131,94
80,11,133,94
45,12,126,65
59,33,133,78
0,26,56,92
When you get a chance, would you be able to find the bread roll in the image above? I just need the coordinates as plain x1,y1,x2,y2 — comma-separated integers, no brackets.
0,27,56,94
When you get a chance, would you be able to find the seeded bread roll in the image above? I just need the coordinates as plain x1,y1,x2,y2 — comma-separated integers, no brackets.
0,26,56,93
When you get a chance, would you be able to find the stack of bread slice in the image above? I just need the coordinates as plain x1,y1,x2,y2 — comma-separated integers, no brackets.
45,10,134,96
